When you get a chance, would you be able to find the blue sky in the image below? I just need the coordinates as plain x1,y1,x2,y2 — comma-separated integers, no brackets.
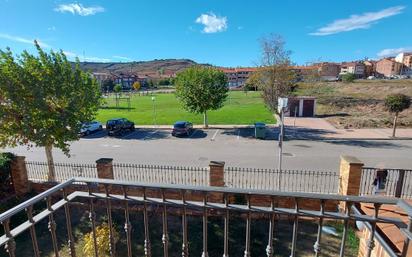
0,0,411,67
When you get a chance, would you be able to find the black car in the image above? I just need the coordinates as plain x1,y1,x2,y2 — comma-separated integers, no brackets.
106,118,135,136
172,121,193,137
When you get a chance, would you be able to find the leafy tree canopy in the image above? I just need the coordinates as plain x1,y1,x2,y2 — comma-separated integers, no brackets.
175,66,228,114
384,94,411,113
0,41,101,155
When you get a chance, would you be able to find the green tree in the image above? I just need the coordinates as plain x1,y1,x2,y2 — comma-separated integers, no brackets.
132,81,141,91
252,34,296,113
0,42,101,181
113,84,122,93
384,94,411,137
341,73,356,83
175,66,228,128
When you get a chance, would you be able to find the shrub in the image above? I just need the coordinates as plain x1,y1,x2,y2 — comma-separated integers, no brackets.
83,223,118,257
0,152,14,197
341,73,356,83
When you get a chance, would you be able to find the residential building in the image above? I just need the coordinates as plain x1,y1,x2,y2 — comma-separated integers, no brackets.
318,62,341,80
219,67,257,88
395,52,412,75
292,62,340,81
92,72,111,84
376,58,403,77
363,60,376,77
112,72,147,89
339,62,366,78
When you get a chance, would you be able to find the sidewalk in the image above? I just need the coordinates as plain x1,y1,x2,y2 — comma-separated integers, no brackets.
283,117,412,140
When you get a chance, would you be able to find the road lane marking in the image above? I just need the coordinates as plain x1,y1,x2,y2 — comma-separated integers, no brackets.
210,129,219,141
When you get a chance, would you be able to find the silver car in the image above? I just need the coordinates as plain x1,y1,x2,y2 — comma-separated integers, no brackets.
80,121,103,136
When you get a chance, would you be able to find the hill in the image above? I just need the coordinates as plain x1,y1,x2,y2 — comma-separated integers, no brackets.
78,59,198,78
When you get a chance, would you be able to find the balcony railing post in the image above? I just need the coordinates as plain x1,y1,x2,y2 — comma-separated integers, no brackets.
401,216,412,257
266,197,276,257
123,186,133,257
181,189,189,257
161,189,169,257
201,192,209,257
46,196,60,257
10,156,30,196
26,205,40,257
63,189,77,257
223,193,229,257
87,184,99,257
2,219,16,257
314,200,325,257
395,169,406,198
339,202,352,257
339,155,363,211
143,188,152,257
244,194,251,257
290,198,299,257
104,185,116,257
365,203,381,257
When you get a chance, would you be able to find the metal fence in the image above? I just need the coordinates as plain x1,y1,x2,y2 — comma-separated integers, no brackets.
25,161,98,182
113,163,209,186
1,178,412,257
225,167,339,194
360,167,412,199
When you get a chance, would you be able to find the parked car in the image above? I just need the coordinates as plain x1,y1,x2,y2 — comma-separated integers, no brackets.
172,121,193,137
80,121,103,136
106,118,135,136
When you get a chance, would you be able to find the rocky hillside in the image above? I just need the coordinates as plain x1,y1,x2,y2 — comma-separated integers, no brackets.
78,59,198,78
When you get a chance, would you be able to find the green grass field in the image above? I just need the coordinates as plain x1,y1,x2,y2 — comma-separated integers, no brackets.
97,91,275,125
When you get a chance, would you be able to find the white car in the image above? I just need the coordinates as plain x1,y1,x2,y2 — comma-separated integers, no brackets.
80,121,103,136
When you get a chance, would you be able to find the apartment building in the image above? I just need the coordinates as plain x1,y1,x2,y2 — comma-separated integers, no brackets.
339,62,366,78
363,60,376,77
219,67,257,88
376,58,403,77
292,62,340,81
395,52,412,75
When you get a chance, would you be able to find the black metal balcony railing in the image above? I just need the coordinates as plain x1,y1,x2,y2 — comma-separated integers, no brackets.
25,161,339,193
224,167,339,193
1,178,412,257
360,167,412,199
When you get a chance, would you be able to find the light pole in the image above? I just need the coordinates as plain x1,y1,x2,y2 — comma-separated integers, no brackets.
151,96,157,128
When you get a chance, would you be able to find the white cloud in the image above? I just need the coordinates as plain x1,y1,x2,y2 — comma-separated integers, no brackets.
113,55,132,61
377,47,412,57
310,6,405,36
47,26,56,31
54,3,104,16
195,12,227,33
0,33,50,48
63,51,112,62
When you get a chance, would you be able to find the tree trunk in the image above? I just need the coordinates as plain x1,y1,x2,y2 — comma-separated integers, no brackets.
45,145,56,182
203,111,208,128
392,112,399,138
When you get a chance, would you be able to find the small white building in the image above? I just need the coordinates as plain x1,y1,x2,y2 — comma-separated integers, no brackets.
285,96,316,117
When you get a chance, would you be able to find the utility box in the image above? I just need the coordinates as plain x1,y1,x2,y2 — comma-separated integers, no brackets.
254,122,266,139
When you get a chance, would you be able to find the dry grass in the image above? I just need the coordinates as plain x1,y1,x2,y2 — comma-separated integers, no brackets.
295,80,412,129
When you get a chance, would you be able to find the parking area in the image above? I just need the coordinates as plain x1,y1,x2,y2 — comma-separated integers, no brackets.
81,127,279,142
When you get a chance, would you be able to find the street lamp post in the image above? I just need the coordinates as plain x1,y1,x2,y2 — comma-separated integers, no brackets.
151,96,157,128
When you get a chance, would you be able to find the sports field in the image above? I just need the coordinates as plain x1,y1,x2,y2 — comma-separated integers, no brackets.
96,91,275,125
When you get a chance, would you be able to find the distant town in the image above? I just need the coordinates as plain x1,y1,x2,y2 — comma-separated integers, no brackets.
89,52,412,90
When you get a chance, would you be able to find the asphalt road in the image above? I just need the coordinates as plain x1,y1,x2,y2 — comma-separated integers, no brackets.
4,128,412,172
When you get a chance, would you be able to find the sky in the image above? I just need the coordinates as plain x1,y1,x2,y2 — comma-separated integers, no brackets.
0,0,411,67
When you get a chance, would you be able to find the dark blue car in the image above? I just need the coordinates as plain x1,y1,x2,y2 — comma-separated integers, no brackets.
172,121,193,137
